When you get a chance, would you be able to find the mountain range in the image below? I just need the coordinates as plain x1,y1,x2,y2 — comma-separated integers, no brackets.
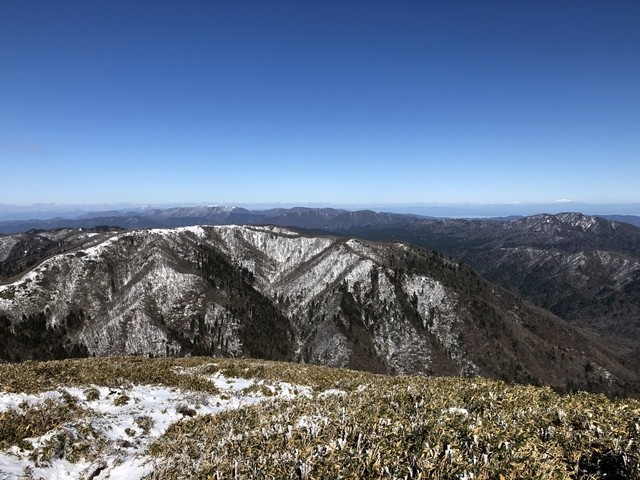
337,212,640,367
1,222,639,397
0,205,422,234
0,207,640,398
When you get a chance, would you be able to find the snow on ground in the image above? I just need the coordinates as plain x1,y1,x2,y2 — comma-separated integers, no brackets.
82,235,124,260
211,225,335,284
0,371,310,480
150,225,207,238
317,388,346,399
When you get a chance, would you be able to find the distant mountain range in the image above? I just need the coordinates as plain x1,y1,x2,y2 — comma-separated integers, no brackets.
0,205,419,234
1,204,639,234
2,201,640,223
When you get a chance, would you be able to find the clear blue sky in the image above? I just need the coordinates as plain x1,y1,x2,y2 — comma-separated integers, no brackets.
1,1,639,207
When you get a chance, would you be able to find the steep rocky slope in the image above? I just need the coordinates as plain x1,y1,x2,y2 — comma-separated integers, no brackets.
340,213,640,363
0,227,123,279
1,225,638,395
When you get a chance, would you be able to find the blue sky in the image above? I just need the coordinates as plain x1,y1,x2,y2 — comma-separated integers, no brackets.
1,1,639,208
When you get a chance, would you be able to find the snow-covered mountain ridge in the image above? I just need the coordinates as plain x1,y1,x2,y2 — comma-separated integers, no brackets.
340,211,640,368
1,225,638,395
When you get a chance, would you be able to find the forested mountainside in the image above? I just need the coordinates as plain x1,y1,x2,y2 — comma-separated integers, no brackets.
336,212,640,366
3,207,638,364
1,225,638,396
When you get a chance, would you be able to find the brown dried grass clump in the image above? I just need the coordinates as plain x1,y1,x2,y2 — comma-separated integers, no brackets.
147,362,640,480
0,356,219,394
1,356,639,478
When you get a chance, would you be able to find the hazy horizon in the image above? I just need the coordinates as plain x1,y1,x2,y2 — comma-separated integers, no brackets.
1,200,640,222
1,2,639,206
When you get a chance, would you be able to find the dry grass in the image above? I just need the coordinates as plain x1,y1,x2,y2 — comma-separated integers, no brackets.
145,373,640,479
0,390,105,468
210,357,379,392
0,356,219,394
1,356,639,479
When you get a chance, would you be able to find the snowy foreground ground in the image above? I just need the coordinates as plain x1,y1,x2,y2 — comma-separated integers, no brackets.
1,357,639,479
0,369,310,479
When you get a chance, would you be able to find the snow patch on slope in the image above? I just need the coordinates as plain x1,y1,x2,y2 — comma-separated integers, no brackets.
149,225,207,239
211,225,335,285
402,274,478,375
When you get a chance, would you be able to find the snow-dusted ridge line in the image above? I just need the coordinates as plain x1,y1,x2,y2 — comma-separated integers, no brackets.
0,223,490,376
2,222,616,388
